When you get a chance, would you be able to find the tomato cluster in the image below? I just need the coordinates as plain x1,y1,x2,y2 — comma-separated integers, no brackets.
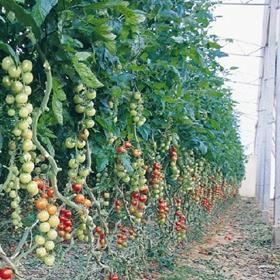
201,198,213,213
174,209,187,241
169,146,180,180
34,179,59,266
157,198,169,225
58,208,72,240
94,226,107,249
129,190,148,223
116,224,136,249
114,199,123,214
130,92,146,127
151,162,164,198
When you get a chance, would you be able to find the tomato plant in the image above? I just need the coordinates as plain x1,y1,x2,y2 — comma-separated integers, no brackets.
0,0,245,278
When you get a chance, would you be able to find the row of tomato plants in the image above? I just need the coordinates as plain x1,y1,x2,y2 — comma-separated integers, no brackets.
0,0,244,279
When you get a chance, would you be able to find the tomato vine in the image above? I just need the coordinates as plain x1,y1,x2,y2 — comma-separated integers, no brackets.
0,1,245,279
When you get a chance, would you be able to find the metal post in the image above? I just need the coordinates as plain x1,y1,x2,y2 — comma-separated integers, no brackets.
255,0,272,205
261,0,277,223
272,1,280,247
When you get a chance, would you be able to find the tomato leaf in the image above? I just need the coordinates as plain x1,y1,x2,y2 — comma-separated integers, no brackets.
0,0,41,39
51,79,66,125
0,41,19,64
72,59,104,89
32,0,58,27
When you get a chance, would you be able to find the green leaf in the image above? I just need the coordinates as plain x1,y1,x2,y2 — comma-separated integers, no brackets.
53,78,66,101
52,79,66,125
72,59,104,89
32,0,58,27
0,41,19,64
39,135,55,156
0,0,41,39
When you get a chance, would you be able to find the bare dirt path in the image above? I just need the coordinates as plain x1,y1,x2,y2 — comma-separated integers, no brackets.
160,198,280,280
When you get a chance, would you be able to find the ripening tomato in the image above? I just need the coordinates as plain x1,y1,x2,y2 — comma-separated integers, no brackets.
47,188,55,198
123,141,132,149
34,178,45,190
0,267,13,279
35,198,48,210
132,149,142,157
74,194,85,204
116,146,126,154
84,199,92,208
47,205,57,215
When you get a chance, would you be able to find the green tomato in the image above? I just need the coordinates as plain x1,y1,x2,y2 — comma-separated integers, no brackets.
133,116,140,123
25,103,33,113
15,93,28,104
2,75,11,88
65,137,75,149
27,181,39,196
26,116,32,125
44,255,55,266
76,177,86,185
22,86,32,96
7,109,16,117
22,161,35,173
36,247,47,258
85,108,96,117
75,104,85,114
130,110,137,116
21,60,33,72
86,90,96,100
18,120,29,131
22,72,33,85
22,129,33,140
8,65,21,78
130,103,137,109
134,92,141,100
22,139,33,152
35,235,46,246
19,107,29,118
37,211,50,222
11,81,23,94
9,190,17,199
76,154,86,163
47,229,58,240
2,56,14,71
68,169,77,179
19,173,32,184
79,168,90,177
39,222,51,233
8,141,16,151
11,200,18,209
12,128,21,137
74,84,84,93
77,139,86,149
45,240,55,251
73,95,83,104
5,94,15,104
68,159,78,169
84,119,95,129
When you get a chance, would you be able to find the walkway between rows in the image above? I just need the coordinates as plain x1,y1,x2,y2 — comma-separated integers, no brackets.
160,198,280,280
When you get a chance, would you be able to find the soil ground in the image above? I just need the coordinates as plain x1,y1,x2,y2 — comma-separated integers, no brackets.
159,197,280,280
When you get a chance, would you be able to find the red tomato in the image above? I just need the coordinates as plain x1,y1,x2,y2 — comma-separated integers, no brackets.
123,141,132,149
0,268,13,279
72,183,82,193
47,187,55,198
116,146,126,154
34,178,45,190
